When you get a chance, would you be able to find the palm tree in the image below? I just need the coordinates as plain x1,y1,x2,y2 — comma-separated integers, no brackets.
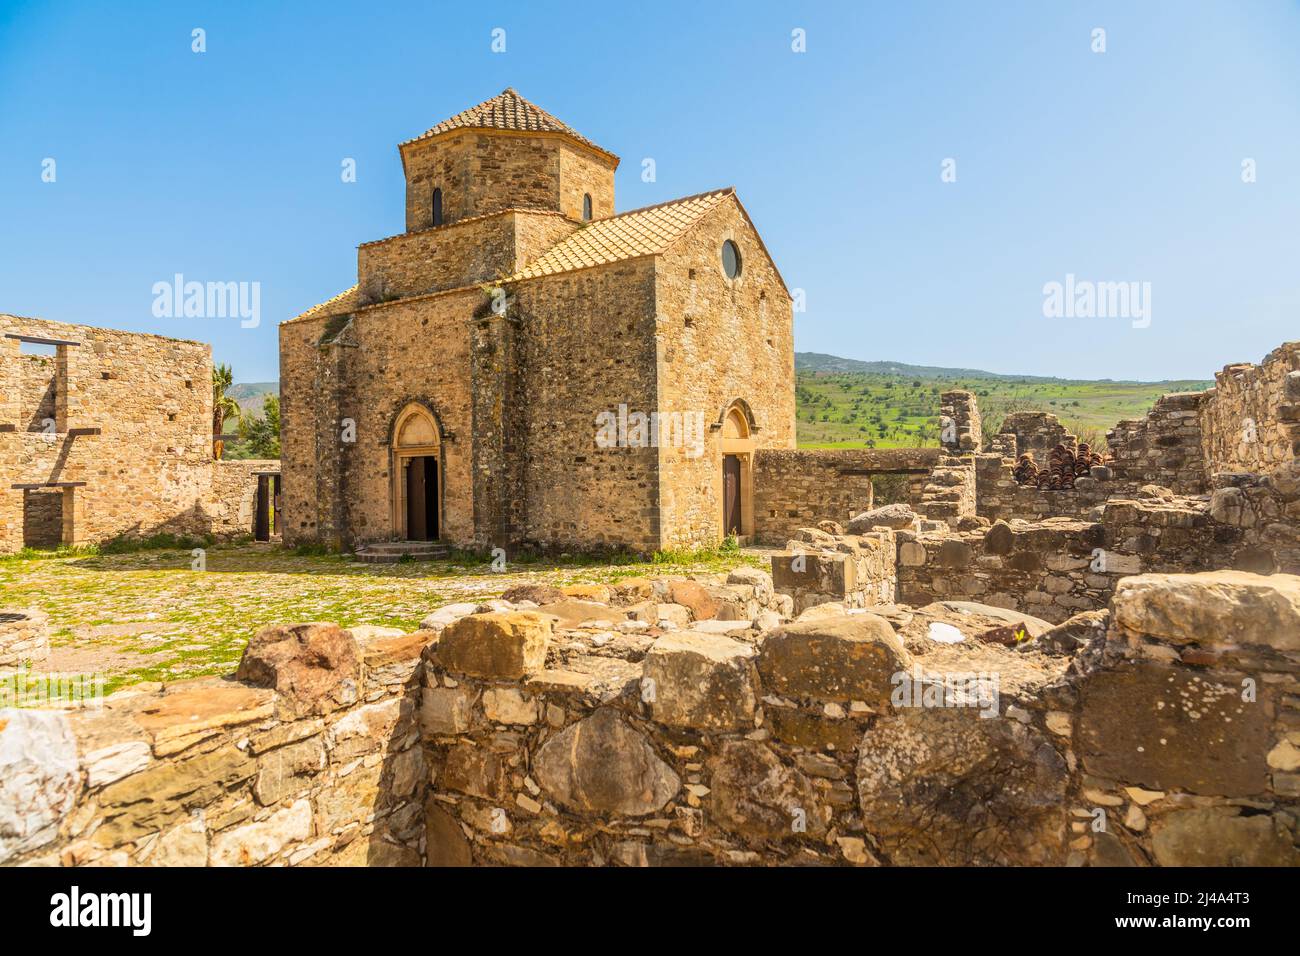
212,363,242,459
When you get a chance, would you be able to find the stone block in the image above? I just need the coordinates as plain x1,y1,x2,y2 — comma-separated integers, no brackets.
481,687,538,725
669,580,719,621
0,709,79,864
533,708,679,816
211,798,312,866
847,504,915,533
857,707,1068,865
435,611,551,679
1151,807,1299,866
1112,571,1300,651
420,685,475,737
235,622,361,718
642,632,758,731
756,614,909,704
708,740,829,842
1078,661,1270,796
419,602,480,632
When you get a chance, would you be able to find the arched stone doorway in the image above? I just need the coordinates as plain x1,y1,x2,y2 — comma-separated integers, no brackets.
390,403,443,541
718,401,756,541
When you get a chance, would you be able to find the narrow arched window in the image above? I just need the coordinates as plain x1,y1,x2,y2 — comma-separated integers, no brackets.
432,187,443,227
582,193,593,221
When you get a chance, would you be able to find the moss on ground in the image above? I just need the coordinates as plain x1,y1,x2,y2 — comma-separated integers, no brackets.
0,541,761,695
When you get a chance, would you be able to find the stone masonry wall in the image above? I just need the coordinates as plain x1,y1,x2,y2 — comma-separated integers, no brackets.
975,452,1142,523
402,129,616,231
209,460,280,539
411,569,1300,866
510,259,664,552
753,448,941,543
939,389,980,453
0,622,429,867
1199,341,1300,477
357,210,577,305
652,197,796,548
999,411,1076,460
896,484,1300,623
6,569,1298,867
1,315,271,553
1107,392,1207,494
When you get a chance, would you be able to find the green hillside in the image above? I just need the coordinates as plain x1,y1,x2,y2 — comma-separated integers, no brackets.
227,381,278,416
794,354,1210,450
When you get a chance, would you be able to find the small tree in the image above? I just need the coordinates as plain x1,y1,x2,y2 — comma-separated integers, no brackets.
238,394,281,459
212,363,242,459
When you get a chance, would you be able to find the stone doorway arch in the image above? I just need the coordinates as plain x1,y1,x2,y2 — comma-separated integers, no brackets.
390,403,444,541
718,400,756,541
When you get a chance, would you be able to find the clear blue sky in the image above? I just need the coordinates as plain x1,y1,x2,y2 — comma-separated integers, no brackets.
2,0,1297,383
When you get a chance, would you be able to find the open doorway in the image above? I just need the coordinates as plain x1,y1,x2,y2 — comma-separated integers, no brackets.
718,402,756,541
390,403,443,541
22,488,63,548
254,473,281,541
723,454,742,535
405,456,439,540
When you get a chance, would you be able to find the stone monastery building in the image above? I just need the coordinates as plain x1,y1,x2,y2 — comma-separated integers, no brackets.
281,89,797,554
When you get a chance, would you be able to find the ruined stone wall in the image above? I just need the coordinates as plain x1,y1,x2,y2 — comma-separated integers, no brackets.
1107,392,1207,493
1199,341,1300,477
7,570,1298,867
511,260,663,553
753,449,940,543
940,390,981,453
896,485,1300,623
0,316,215,554
414,571,1299,866
18,354,57,430
975,452,1142,522
278,311,347,548
999,411,1076,460
0,608,49,669
652,198,796,548
771,529,897,613
896,518,1114,624
0,623,428,867
916,454,977,521
209,460,280,539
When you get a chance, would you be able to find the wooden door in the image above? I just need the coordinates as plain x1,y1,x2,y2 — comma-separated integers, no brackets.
723,454,742,536
254,476,270,541
406,457,428,540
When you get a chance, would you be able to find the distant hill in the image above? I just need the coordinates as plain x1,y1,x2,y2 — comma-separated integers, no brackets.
234,352,1215,452
228,381,278,416
793,354,1211,450
795,352,1207,387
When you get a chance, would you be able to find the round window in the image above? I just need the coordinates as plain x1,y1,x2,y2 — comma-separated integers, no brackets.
721,240,742,279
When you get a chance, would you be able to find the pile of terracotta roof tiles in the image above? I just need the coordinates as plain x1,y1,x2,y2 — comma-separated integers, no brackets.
1012,443,1107,491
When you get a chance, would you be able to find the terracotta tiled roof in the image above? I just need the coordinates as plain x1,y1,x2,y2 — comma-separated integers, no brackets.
506,188,734,281
401,89,614,159
283,285,358,324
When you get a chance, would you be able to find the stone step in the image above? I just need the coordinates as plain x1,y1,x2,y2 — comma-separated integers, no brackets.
353,541,450,563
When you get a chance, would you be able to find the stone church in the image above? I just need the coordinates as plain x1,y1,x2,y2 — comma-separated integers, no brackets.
280,89,795,554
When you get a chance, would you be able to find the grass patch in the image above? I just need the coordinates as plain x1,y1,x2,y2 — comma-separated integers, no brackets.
100,532,214,555
0,543,100,563
0,541,761,694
